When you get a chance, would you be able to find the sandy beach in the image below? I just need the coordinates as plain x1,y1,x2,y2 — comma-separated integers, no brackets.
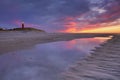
0,31,120,80
0,31,114,54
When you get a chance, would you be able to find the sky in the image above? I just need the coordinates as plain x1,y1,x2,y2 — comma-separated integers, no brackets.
0,0,120,33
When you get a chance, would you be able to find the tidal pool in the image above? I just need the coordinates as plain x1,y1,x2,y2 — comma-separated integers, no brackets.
0,37,110,80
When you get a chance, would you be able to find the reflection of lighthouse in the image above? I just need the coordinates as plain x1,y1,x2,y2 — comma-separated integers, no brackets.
21,22,25,29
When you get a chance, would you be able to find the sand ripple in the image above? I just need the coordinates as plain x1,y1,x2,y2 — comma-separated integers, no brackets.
63,35,120,80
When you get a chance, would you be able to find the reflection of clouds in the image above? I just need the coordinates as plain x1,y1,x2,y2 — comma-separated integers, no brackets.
0,37,110,80
65,37,109,53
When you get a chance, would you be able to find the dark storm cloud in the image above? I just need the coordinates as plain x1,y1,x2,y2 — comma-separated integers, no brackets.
0,0,120,31
0,0,89,22
0,0,90,31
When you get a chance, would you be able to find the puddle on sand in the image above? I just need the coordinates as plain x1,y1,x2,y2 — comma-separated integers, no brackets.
0,37,110,80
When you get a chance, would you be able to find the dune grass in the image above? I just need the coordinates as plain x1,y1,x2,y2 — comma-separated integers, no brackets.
0,27,45,32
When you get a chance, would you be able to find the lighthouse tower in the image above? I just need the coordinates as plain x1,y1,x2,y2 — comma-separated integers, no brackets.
21,22,25,29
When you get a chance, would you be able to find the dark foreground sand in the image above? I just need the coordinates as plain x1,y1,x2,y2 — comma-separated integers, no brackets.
0,31,114,54
62,35,120,80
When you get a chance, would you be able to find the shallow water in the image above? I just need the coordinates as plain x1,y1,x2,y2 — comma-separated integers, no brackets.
0,37,110,80
63,36,120,80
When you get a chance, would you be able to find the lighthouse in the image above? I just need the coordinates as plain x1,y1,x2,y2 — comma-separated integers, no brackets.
21,22,25,29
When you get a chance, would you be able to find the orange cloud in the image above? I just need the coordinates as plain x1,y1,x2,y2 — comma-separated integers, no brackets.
59,16,120,33
60,21,120,33
60,22,78,33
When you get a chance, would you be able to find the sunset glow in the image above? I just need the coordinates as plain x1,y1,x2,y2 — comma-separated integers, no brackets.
0,0,120,33
60,24,120,33
80,25,120,33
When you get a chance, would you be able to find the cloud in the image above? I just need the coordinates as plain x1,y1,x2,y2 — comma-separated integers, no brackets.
0,0,89,21
0,0,120,32
59,0,120,33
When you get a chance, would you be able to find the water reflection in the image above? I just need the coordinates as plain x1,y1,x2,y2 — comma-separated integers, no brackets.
0,37,111,80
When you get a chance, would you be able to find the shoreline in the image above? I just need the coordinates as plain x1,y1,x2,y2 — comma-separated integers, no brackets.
63,35,120,80
0,31,116,54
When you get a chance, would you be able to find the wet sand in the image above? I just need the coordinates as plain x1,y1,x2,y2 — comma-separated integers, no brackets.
0,31,113,54
0,31,120,80
63,35,120,80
